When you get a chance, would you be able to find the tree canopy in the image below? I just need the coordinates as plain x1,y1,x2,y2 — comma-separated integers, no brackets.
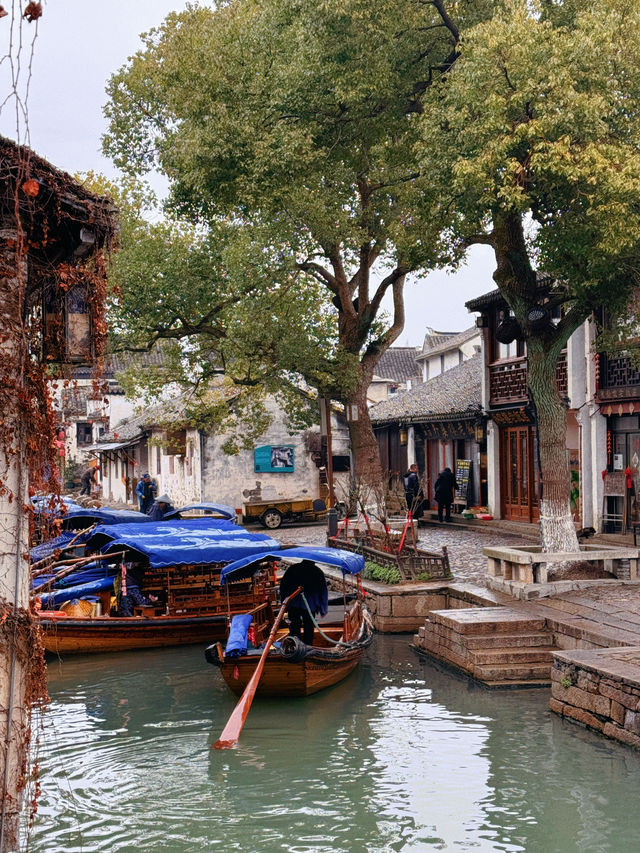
417,0,640,549
103,0,494,479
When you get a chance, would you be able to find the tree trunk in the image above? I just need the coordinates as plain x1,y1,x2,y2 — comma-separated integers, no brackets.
0,226,34,853
527,338,580,554
343,374,383,486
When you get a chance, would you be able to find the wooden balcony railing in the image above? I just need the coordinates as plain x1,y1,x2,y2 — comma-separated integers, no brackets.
489,352,568,408
597,354,640,401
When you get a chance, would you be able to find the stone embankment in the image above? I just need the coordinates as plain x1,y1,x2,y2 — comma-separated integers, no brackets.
551,648,640,751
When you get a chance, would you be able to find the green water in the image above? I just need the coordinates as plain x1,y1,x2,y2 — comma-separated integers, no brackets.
30,636,640,853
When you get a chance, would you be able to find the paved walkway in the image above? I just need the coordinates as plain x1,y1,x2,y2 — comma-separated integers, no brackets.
269,520,526,587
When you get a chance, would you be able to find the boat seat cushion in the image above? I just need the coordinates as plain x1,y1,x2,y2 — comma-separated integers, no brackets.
225,613,254,657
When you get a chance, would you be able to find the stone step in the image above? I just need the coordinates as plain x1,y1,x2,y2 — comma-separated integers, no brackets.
429,607,547,636
427,621,553,650
470,646,556,666
473,661,552,683
416,635,473,674
413,638,552,686
464,631,554,650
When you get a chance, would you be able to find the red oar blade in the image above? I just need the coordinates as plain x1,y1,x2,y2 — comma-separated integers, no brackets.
212,587,301,750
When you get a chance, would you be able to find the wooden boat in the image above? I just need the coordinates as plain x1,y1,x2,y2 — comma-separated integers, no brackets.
205,546,374,697
37,520,282,655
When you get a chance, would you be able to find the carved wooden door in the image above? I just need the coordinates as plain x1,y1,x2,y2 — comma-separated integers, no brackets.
500,426,539,522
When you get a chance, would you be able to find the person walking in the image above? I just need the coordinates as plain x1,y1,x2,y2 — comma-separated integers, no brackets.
80,465,97,496
403,463,424,519
136,472,157,513
434,466,457,523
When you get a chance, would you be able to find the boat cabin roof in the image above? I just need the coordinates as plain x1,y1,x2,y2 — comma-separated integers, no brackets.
87,519,281,569
219,546,365,584
163,502,236,521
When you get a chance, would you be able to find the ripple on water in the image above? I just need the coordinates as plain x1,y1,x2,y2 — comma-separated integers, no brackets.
30,639,640,853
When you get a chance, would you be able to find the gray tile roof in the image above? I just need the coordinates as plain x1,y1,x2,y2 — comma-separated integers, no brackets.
417,326,479,359
72,349,167,383
465,272,554,312
370,353,483,424
372,347,421,383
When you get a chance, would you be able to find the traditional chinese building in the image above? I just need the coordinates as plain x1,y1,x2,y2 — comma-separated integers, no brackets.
371,353,484,508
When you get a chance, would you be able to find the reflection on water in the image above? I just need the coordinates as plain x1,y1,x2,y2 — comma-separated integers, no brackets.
31,636,640,853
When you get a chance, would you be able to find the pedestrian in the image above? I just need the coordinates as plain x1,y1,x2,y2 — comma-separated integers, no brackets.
147,493,175,521
79,465,97,496
434,466,457,523
135,472,157,513
403,463,424,519
279,559,328,645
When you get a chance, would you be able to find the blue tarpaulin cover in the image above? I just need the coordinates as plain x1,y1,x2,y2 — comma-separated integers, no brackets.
219,546,365,584
163,502,237,520
30,531,78,563
62,506,152,527
40,576,114,609
87,519,281,569
224,613,253,657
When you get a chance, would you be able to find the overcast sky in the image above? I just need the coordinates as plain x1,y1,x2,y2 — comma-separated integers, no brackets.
0,0,494,345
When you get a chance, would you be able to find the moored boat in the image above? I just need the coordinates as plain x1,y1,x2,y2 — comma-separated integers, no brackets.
206,547,374,698
37,520,282,655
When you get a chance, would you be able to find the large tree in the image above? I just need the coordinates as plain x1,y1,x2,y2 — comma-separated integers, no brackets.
419,0,640,550
85,175,336,446
103,0,493,482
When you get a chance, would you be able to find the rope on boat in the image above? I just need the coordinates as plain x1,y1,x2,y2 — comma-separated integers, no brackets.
300,592,348,647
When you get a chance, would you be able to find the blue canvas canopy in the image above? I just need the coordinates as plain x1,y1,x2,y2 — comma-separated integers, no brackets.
62,506,151,528
40,575,114,609
219,546,365,585
30,530,78,563
163,502,237,521
87,519,281,569
86,517,240,551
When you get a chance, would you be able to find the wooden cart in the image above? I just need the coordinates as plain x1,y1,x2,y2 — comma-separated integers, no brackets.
242,497,327,529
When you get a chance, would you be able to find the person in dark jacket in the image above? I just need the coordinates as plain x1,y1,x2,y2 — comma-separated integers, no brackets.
147,494,175,521
80,465,98,496
434,467,457,523
116,562,158,616
135,472,157,513
404,463,424,519
279,559,328,645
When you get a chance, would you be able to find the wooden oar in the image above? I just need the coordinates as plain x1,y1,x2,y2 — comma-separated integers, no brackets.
212,586,302,750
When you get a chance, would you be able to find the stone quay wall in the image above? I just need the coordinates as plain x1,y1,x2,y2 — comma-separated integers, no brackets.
551,648,640,751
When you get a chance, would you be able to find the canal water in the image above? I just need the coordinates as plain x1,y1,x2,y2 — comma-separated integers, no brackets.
31,636,640,853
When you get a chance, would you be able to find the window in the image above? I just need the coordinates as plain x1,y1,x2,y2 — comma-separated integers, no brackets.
156,446,161,474
76,422,92,445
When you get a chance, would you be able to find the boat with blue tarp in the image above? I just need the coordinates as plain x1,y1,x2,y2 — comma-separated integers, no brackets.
206,546,374,697
37,520,283,655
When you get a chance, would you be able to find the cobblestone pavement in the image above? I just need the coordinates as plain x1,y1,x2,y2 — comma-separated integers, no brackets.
262,520,526,588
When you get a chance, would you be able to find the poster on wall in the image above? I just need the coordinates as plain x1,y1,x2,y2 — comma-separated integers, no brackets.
254,445,295,473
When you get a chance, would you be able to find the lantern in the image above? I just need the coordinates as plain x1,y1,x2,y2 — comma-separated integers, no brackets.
43,283,93,364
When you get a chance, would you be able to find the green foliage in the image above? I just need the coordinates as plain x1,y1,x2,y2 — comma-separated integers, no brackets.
101,0,496,475
362,560,402,585
415,571,432,582
419,0,640,326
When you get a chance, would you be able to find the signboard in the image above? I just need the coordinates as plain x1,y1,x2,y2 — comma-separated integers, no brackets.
454,459,471,504
254,445,295,473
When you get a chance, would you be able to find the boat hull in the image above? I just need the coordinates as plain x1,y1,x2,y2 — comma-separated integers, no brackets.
40,613,229,655
215,604,374,697
219,645,365,697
